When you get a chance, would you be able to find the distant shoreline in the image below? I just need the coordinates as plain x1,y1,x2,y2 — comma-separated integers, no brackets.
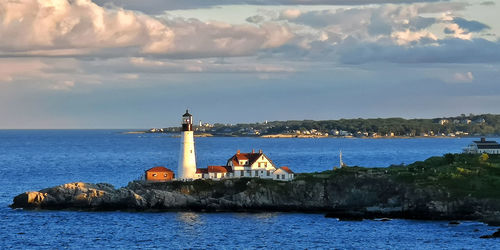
123,131,491,139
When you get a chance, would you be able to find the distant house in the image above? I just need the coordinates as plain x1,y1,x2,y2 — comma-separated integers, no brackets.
438,119,449,125
145,166,175,181
464,138,500,154
473,118,486,124
194,149,295,181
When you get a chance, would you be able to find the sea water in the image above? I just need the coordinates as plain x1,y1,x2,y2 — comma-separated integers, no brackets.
0,130,498,249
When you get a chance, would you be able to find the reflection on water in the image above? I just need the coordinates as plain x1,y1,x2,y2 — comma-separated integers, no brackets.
176,212,204,226
176,212,204,239
235,212,279,221
177,212,202,226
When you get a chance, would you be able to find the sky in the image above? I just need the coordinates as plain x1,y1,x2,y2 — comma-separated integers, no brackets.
0,0,499,129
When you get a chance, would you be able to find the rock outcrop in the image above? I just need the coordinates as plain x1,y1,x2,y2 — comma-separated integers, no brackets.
10,176,500,222
480,228,500,239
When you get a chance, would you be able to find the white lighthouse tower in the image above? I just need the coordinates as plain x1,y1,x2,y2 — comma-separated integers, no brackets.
178,109,197,180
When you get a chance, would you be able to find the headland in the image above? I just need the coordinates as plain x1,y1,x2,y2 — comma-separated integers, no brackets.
11,153,500,225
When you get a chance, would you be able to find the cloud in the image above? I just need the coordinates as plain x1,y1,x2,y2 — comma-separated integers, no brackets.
480,1,495,6
280,9,301,20
452,17,490,32
441,17,490,40
0,0,497,88
121,73,139,79
160,19,294,58
49,80,75,91
120,57,297,74
282,3,465,31
444,23,472,40
451,72,474,83
0,0,293,59
0,59,48,82
279,3,450,42
391,29,437,45
94,0,447,13
246,15,266,24
0,0,173,56
262,3,500,65
336,38,500,64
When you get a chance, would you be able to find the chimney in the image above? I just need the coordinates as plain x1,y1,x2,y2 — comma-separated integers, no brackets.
481,137,486,142
259,149,263,154
237,150,240,154
252,149,255,153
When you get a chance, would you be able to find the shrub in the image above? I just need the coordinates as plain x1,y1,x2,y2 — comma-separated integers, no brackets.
479,153,489,162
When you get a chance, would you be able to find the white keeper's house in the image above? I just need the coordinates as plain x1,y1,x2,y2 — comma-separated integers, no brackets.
464,137,500,154
194,149,295,181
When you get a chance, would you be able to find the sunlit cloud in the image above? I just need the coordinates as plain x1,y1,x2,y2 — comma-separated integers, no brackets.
0,0,293,59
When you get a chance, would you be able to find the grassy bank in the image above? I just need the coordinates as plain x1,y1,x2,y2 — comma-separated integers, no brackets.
296,153,500,200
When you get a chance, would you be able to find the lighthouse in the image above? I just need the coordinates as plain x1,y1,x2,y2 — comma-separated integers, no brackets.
178,109,197,180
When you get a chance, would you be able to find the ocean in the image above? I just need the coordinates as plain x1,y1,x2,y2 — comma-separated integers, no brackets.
0,130,498,249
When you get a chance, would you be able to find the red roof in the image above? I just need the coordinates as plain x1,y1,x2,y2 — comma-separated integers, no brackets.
228,152,272,167
279,166,294,174
196,168,208,174
146,166,173,172
208,166,230,173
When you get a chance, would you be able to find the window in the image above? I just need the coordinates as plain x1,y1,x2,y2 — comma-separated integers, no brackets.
164,174,168,177
282,174,285,179
267,170,270,176
277,175,280,179
152,173,157,177
255,170,259,176
240,170,244,176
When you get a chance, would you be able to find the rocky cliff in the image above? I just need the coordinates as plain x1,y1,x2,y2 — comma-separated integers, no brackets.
10,174,500,223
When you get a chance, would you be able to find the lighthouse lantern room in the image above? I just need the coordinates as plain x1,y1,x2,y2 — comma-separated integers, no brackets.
178,109,197,179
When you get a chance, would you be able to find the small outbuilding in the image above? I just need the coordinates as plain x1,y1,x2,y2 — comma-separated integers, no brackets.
273,166,294,181
195,166,230,179
145,166,175,181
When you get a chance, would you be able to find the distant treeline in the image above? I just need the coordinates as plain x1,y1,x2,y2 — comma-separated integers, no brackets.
161,114,500,136
258,114,500,136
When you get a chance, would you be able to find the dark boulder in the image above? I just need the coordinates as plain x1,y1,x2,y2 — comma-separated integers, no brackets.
480,228,500,239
